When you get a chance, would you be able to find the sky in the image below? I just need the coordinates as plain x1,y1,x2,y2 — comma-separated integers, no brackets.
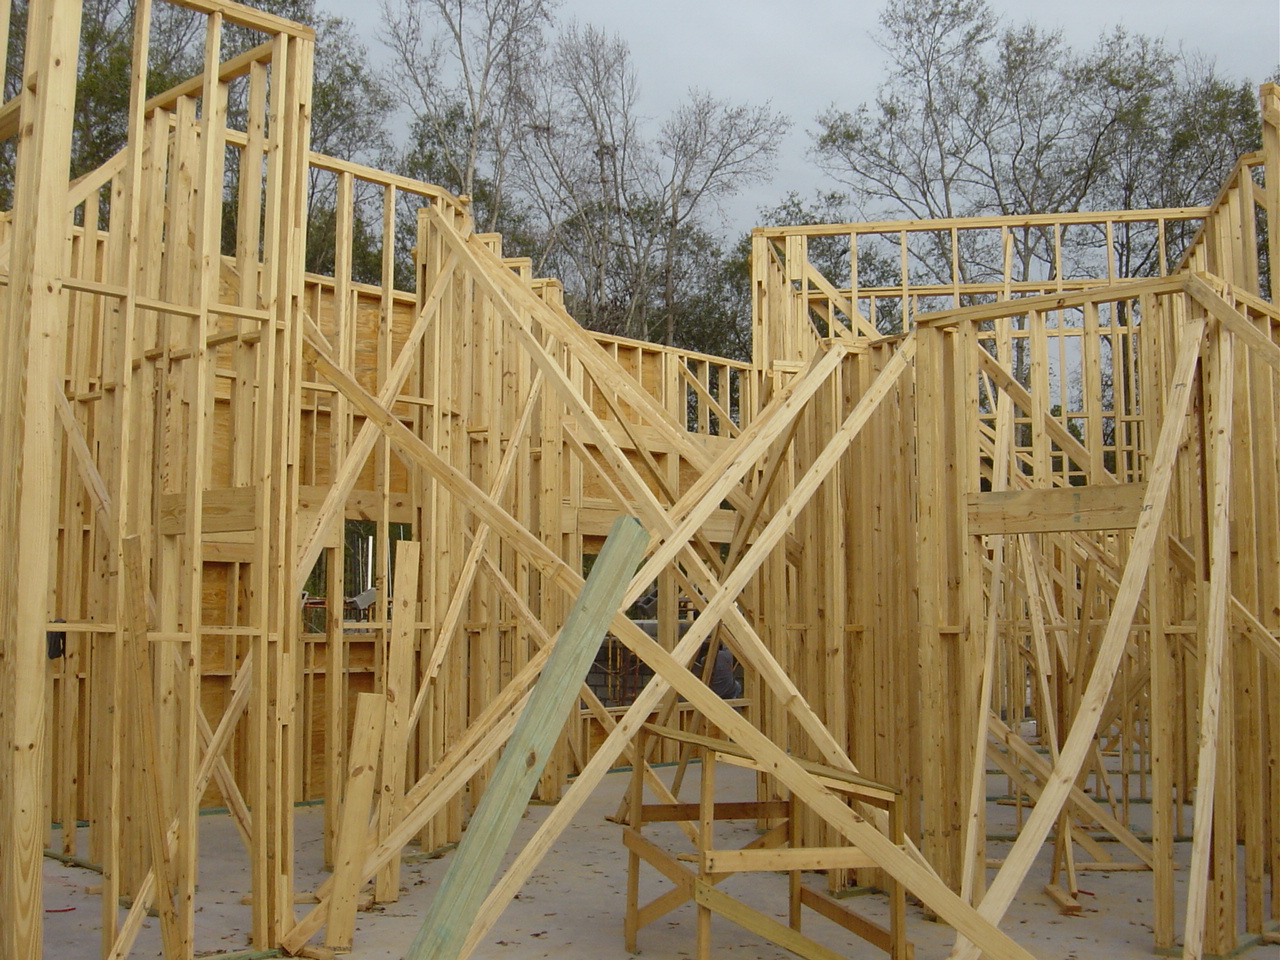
319,0,1280,236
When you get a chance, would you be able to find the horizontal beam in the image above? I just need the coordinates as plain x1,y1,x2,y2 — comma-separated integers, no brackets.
158,487,258,535
755,206,1211,239
968,483,1147,534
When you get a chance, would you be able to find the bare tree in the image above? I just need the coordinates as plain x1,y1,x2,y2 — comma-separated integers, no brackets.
654,92,787,344
812,0,1261,285
512,23,786,344
513,22,656,336
380,0,556,232
377,3,785,349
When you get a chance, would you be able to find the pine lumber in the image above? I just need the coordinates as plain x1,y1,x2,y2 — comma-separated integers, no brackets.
403,515,648,960
121,537,182,958
325,692,385,952
293,253,458,591
0,3,84,958
12,15,1280,960
1182,328,1235,960
375,541,420,902
951,319,1207,960
967,484,1147,535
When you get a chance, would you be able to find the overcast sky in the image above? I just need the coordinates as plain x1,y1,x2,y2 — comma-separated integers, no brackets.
321,0,1280,235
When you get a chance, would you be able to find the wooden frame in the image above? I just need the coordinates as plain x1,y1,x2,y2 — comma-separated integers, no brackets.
2,6,1279,960
624,724,911,960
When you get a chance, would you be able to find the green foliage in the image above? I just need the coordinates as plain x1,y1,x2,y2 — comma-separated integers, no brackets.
0,1,201,206
2,0,391,282
300,201,392,284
